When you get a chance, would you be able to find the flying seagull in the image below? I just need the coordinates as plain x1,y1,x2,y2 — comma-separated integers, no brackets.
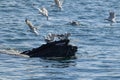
38,7,49,20
32,4,49,20
54,0,64,10
25,19,39,35
106,11,116,22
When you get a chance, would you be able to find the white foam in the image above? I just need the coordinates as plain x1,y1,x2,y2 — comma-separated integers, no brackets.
0,49,29,58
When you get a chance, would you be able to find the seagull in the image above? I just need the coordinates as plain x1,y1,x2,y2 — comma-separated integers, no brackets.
105,11,116,23
64,32,71,40
32,4,49,20
69,21,80,26
48,33,55,41
56,32,71,40
25,19,39,35
54,0,64,10
44,36,51,43
38,7,49,20
44,33,55,43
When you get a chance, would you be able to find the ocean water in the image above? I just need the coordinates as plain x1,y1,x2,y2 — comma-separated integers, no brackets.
0,0,120,80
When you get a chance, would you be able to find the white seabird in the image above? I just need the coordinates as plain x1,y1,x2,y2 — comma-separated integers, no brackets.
54,0,64,10
56,32,71,40
38,7,49,20
25,19,39,35
64,32,71,40
44,33,55,43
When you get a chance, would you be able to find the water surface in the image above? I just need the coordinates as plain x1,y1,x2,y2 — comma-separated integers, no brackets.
0,0,120,80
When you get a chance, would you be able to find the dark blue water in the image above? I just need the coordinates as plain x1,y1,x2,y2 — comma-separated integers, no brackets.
0,0,120,80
